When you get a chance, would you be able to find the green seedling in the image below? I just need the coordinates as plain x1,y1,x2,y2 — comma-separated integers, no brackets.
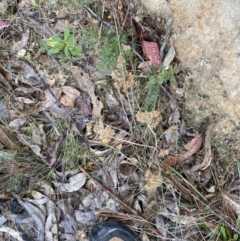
217,224,239,241
142,68,175,111
46,26,82,58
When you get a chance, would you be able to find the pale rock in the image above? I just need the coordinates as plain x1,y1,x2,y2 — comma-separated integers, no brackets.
141,0,240,152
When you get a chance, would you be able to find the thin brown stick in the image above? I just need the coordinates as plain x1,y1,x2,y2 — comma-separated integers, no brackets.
79,165,164,239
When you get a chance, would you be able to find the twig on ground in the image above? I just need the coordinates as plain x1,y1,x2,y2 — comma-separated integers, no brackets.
160,0,173,59
79,165,164,238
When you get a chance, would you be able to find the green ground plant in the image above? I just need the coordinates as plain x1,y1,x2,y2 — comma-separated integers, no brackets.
142,68,175,111
218,223,239,241
46,26,82,58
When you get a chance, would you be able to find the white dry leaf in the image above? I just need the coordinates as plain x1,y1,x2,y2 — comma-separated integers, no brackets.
17,49,26,58
59,219,78,234
72,66,103,119
11,28,29,54
164,125,179,144
53,173,86,192
155,215,167,238
0,215,7,226
18,0,35,9
0,226,24,241
82,194,96,209
32,125,42,146
12,194,45,241
142,232,150,241
0,0,7,14
16,133,45,159
9,118,26,130
16,97,35,104
28,191,48,206
105,92,119,112
162,46,176,69
74,210,99,226
60,234,77,241
89,147,111,156
45,199,58,241
223,194,240,216
40,88,62,110
37,180,56,201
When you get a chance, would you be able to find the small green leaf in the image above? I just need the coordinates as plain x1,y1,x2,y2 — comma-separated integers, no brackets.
69,45,82,57
64,46,71,58
233,234,239,241
49,42,65,54
46,40,59,47
64,26,71,42
52,35,63,42
49,48,61,54
66,34,74,45
220,226,228,241
55,42,65,50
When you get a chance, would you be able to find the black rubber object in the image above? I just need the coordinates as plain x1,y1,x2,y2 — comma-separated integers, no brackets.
89,220,140,241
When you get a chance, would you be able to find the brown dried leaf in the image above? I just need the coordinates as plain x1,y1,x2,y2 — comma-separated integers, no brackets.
184,134,203,154
0,125,20,150
188,127,213,172
60,94,75,107
223,194,240,217
119,158,138,176
164,134,203,167
163,154,185,167
72,66,103,119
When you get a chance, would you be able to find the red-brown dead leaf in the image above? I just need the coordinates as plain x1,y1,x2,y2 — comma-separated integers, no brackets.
163,154,185,167
164,134,203,168
184,134,203,156
132,18,162,69
141,40,162,69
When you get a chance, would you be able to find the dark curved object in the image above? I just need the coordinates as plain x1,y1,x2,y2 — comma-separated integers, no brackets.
89,220,140,241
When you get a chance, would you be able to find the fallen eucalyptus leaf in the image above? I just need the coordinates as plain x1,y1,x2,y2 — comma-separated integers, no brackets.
162,46,175,69
53,173,86,192
164,134,203,167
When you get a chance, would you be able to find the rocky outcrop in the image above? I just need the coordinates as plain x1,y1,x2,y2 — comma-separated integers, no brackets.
141,0,240,152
